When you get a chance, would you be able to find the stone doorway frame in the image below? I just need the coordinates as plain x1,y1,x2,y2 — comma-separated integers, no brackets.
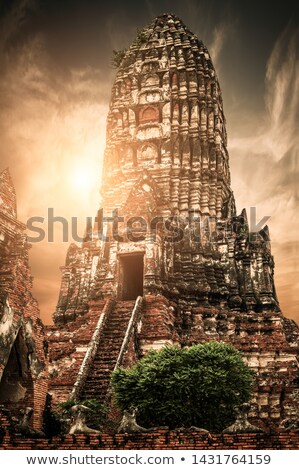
117,251,145,300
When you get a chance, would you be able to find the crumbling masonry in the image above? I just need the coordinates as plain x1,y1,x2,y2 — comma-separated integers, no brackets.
1,13,297,433
44,13,299,429
0,169,48,429
46,14,299,429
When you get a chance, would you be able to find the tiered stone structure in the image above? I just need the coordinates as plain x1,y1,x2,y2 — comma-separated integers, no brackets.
0,169,48,429
48,14,299,430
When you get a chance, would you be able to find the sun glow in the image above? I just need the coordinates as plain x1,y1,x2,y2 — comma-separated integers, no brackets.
69,167,94,191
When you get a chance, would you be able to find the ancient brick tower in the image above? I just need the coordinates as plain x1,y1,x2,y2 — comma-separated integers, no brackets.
0,169,48,429
48,14,299,429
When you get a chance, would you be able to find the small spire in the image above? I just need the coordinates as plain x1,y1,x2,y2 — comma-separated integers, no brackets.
83,217,93,243
0,167,13,184
240,208,248,225
0,167,17,217
259,225,270,242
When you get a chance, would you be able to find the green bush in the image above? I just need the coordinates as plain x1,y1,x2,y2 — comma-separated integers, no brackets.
111,28,148,68
111,342,254,432
44,399,108,437
111,49,127,68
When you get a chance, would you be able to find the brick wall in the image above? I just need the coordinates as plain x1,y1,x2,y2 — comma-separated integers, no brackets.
0,428,298,450
0,169,48,430
0,409,298,450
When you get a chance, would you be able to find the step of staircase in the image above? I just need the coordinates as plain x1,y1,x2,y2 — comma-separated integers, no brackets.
80,300,136,402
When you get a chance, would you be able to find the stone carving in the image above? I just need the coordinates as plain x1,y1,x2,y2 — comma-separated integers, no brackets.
47,13,299,430
69,404,100,435
17,408,45,438
117,409,147,434
279,417,299,430
222,404,263,434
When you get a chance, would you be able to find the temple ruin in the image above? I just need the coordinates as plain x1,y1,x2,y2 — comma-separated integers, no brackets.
46,13,299,430
0,169,48,429
0,13,298,439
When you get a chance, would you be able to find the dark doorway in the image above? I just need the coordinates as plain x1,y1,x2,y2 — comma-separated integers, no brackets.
119,254,144,300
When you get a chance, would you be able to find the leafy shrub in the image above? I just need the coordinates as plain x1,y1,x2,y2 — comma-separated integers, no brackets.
111,27,148,68
111,342,254,432
111,49,127,68
43,398,108,436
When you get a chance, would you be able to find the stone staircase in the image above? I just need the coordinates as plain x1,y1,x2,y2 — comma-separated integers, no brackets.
80,300,136,402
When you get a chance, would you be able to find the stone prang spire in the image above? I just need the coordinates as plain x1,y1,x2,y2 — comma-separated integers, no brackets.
102,13,233,219
47,14,299,430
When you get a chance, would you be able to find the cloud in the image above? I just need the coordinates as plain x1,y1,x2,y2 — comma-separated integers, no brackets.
209,24,230,66
229,26,299,210
265,26,299,161
0,0,37,55
145,0,156,19
228,25,299,322
0,23,110,324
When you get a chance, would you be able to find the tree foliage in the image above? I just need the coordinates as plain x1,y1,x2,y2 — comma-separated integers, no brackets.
111,28,148,68
135,28,148,45
111,49,127,68
58,398,107,429
111,342,254,431
44,398,108,436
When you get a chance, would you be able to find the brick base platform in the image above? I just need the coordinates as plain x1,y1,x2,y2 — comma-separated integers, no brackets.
1,429,298,450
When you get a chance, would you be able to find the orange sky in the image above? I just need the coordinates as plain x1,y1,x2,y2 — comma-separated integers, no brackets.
0,1,298,325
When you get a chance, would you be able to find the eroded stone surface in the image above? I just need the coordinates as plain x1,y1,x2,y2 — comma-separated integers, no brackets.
68,405,101,435
16,407,45,438
222,403,262,433
117,410,147,433
48,13,299,429
0,169,48,430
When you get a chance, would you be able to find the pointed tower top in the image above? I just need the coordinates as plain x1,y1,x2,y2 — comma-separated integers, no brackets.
0,168,17,217
117,12,213,75
103,13,232,218
154,12,186,23
0,167,12,180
